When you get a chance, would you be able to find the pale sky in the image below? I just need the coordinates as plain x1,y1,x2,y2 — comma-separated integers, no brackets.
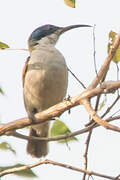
1,0,120,180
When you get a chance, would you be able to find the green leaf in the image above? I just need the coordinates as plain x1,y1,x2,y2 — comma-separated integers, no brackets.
50,120,77,143
64,0,75,8
0,164,37,178
0,87,4,95
0,142,16,155
0,42,9,49
108,30,120,63
98,100,105,111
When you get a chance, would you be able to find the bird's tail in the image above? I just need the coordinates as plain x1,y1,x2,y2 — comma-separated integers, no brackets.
27,122,49,158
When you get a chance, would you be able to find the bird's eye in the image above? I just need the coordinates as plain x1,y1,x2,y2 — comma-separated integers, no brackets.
34,42,39,46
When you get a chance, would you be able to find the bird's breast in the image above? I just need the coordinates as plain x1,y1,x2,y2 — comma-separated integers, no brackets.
23,48,68,111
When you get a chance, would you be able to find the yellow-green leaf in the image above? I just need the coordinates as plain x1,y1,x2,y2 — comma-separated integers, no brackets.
50,120,77,143
108,30,120,63
0,164,37,177
0,87,4,95
98,101,105,111
0,142,16,154
64,0,75,8
0,42,9,49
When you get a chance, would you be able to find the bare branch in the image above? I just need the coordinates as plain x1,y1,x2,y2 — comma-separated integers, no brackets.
82,99,120,132
88,32,120,89
101,94,120,118
0,159,116,179
5,115,120,143
68,67,86,88
93,24,98,77
0,81,120,136
86,94,120,127
0,25,120,180
7,123,95,142
3,48,28,51
82,131,92,180
82,88,101,180
0,32,120,143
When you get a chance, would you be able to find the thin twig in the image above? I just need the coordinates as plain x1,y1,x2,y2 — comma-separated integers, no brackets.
82,99,120,132
82,86,101,180
85,32,120,128
88,32,120,89
116,64,120,96
1,48,28,51
0,159,116,179
6,115,120,142
7,123,96,142
116,64,119,81
0,33,120,137
101,94,120,118
93,24,98,77
82,130,92,180
85,95,102,127
1,81,120,136
110,108,120,117
87,93,120,127
67,67,86,89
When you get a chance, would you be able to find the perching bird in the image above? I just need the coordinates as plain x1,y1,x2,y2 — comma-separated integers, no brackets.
23,24,91,158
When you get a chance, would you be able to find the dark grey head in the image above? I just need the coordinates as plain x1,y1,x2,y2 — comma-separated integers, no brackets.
29,24,60,42
28,24,92,51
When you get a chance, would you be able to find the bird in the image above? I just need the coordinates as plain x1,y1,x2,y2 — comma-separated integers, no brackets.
23,24,91,158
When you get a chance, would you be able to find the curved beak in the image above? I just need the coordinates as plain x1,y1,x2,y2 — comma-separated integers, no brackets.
59,24,92,34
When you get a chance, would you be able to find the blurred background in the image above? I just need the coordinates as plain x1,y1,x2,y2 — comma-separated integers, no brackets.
0,0,120,179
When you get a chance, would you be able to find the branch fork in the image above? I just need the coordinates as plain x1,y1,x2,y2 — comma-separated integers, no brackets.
1,31,120,179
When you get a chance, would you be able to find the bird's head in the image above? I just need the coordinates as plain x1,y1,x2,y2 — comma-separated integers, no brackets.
28,24,92,51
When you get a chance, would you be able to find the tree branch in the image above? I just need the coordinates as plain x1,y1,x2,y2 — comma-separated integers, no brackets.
0,159,116,179
3,48,28,51
88,32,120,89
82,99,120,132
5,115,120,142
67,67,86,88
101,94,120,118
82,130,92,180
0,81,120,136
7,123,96,142
0,32,120,140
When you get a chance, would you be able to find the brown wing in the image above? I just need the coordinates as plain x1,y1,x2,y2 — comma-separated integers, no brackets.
22,56,30,87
